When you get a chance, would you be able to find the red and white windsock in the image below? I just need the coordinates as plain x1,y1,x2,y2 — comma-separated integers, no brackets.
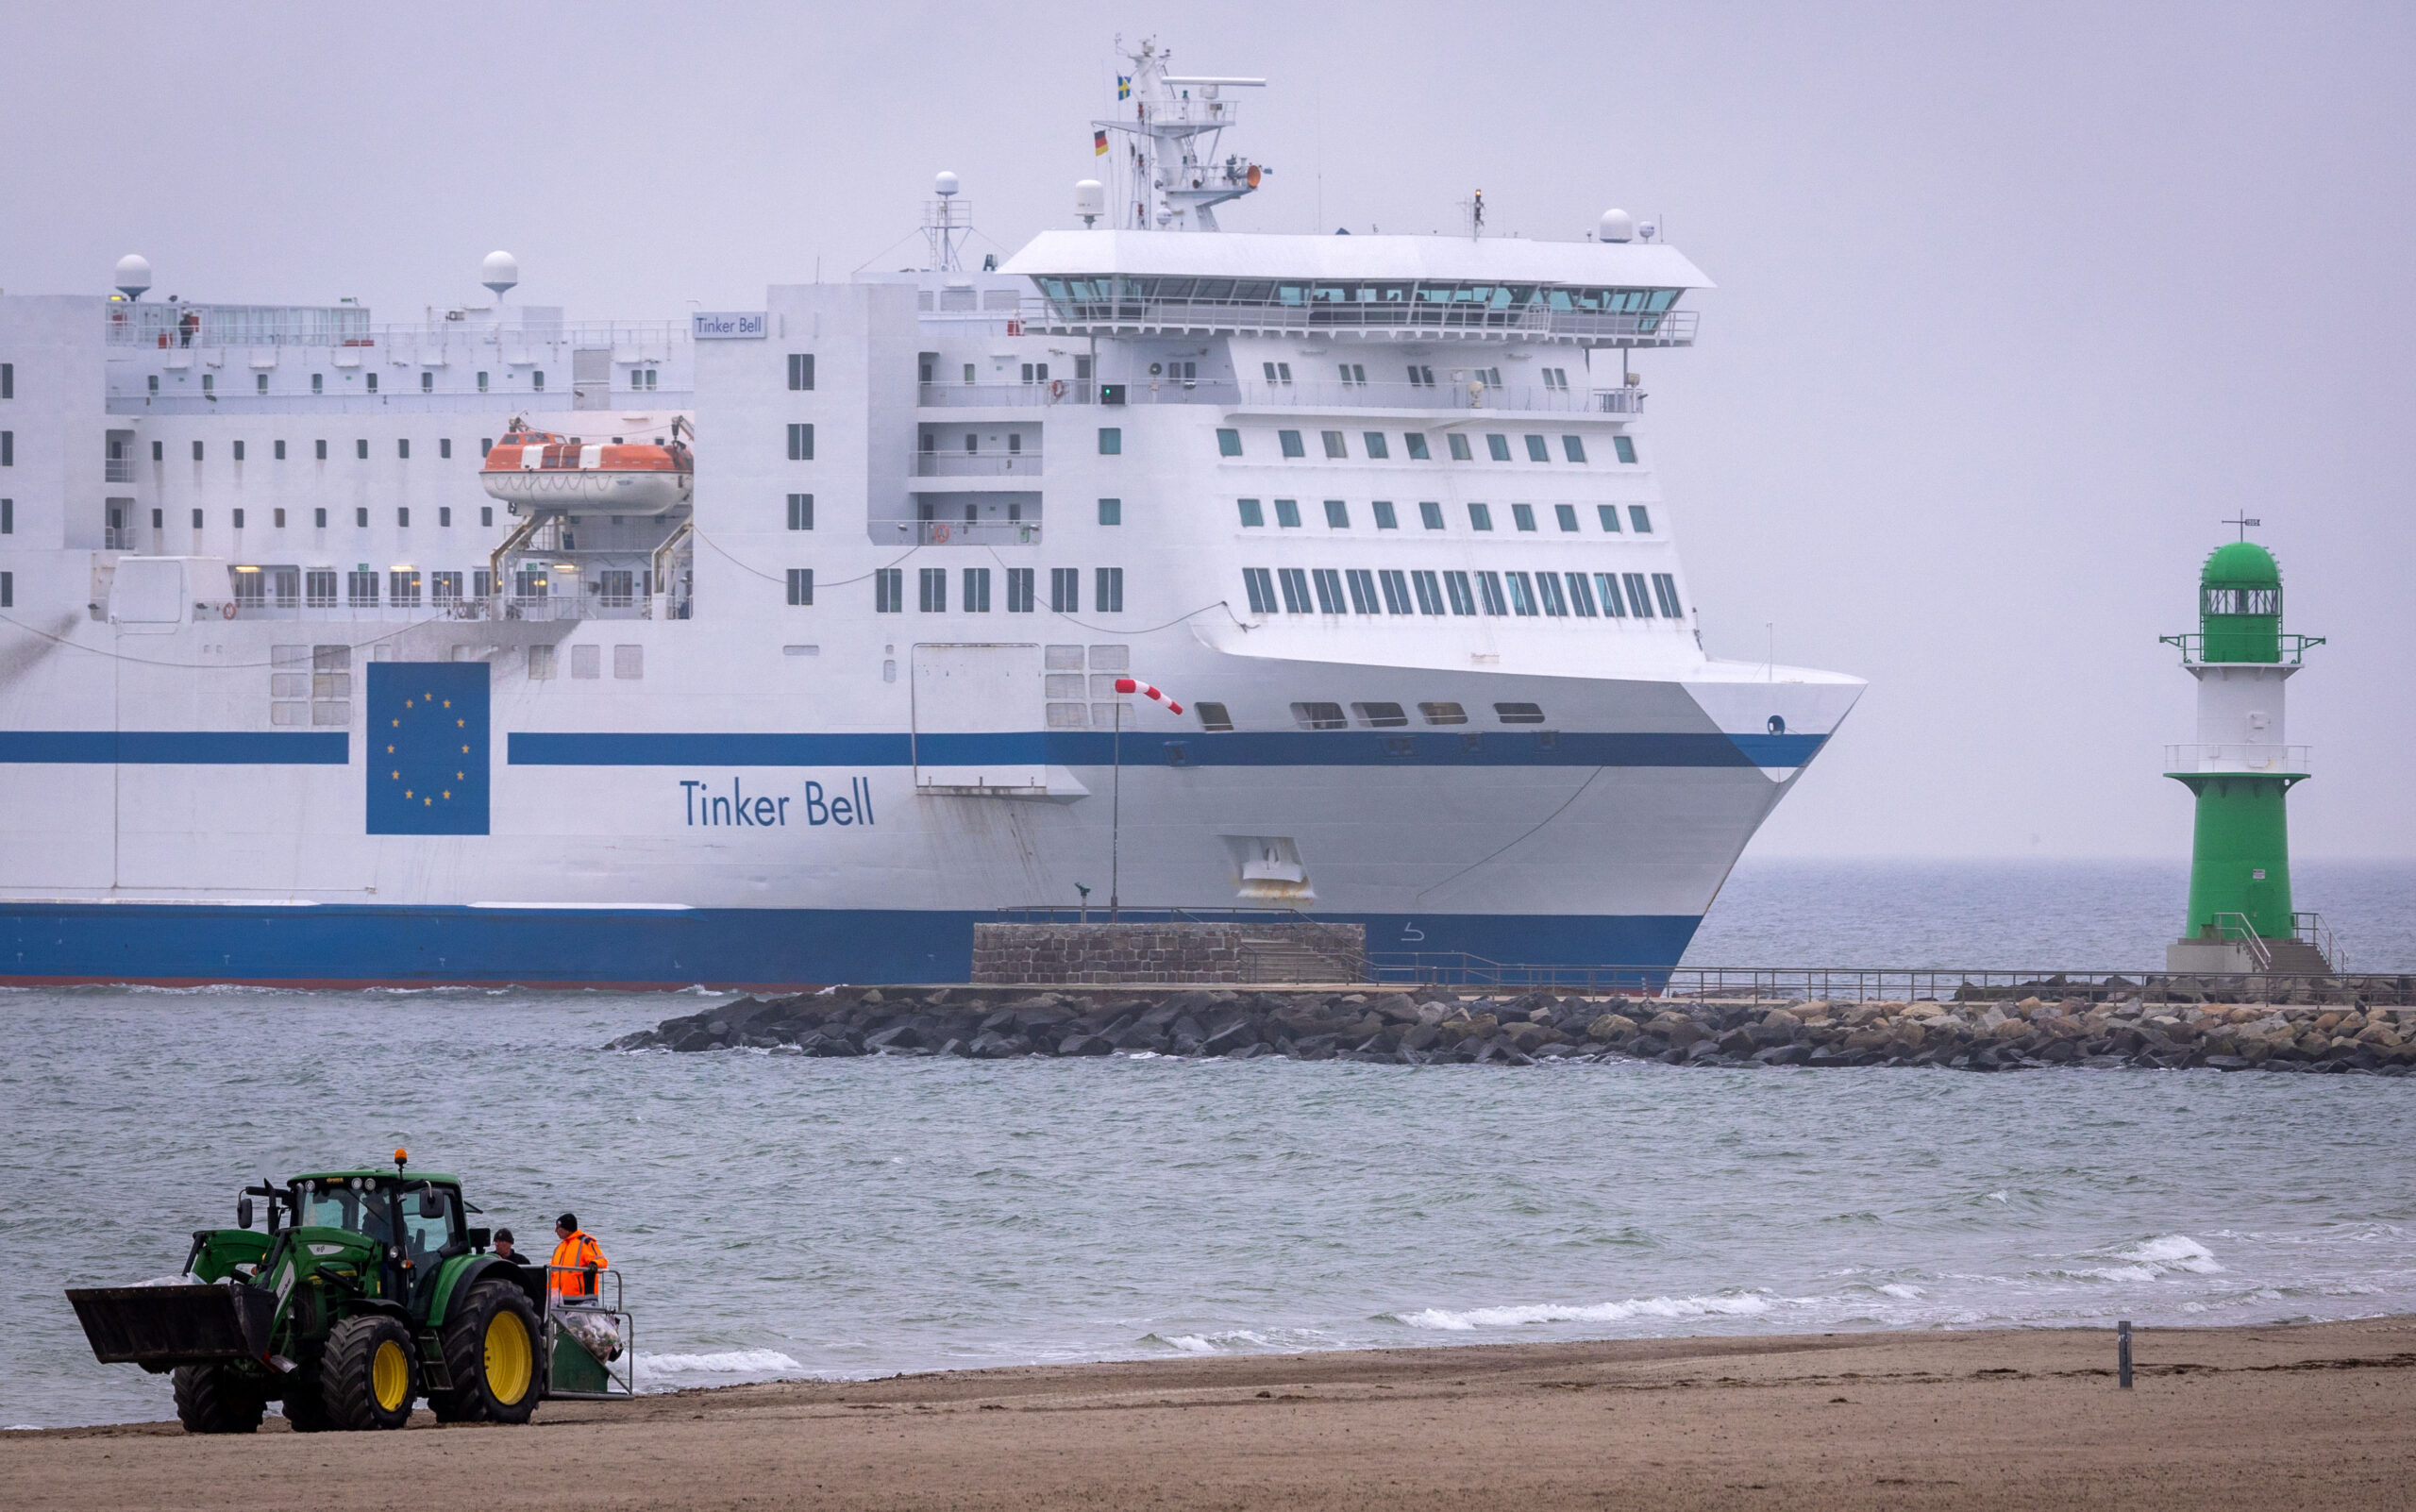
1113,677,1184,715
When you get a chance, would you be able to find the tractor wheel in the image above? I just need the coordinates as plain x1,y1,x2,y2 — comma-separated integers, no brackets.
280,1376,334,1433
435,1280,544,1424
172,1363,264,1434
322,1315,417,1431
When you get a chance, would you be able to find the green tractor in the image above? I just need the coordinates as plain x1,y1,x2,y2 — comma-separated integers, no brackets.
67,1151,632,1433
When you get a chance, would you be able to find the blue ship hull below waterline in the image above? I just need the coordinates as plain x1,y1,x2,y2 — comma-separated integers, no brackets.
0,904,1701,990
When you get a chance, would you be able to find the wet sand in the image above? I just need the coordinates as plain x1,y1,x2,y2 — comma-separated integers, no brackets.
8,1318,2413,1510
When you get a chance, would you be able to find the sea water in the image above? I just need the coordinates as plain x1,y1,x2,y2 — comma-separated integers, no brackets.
4,860,2411,1429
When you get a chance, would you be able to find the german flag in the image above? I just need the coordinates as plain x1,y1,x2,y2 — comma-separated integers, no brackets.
1093,128,1109,156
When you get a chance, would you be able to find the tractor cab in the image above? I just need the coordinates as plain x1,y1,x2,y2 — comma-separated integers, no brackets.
67,1151,634,1435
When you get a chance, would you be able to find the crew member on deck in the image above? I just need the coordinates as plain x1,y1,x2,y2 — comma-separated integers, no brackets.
549,1213,608,1302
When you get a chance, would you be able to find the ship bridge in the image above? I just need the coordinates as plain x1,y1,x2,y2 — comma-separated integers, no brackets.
1002,230,1710,347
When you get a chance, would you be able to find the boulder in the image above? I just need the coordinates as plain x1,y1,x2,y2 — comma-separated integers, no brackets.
1057,1033,1115,1056
967,1031,1025,1059
1586,1014,1638,1042
1717,1027,1758,1058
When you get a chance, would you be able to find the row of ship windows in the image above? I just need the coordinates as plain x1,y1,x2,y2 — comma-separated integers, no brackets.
1191,698,1553,732
1240,499,1653,534
118,505,496,530
1243,566,1684,621
1217,428,1636,465
118,437,513,462
231,569,509,610
142,369,646,396
785,566,1129,615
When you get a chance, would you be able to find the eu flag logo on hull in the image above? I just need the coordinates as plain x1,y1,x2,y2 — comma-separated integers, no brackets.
367,663,490,835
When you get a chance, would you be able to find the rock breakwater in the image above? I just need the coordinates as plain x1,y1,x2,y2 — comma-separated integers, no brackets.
608,987,2416,1073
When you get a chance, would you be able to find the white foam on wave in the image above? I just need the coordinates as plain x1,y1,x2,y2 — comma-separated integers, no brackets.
1390,1294,1770,1332
2068,1235,2225,1284
632,1348,807,1390
1876,1284,1925,1300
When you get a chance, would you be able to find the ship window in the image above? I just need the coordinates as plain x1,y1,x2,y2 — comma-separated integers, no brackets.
1321,430,1348,459
1410,570,1445,615
1291,701,1348,731
1277,567,1311,613
1324,499,1350,529
1653,572,1683,617
1494,702,1546,724
1098,496,1121,526
1378,568,1412,613
1098,428,1121,455
430,572,461,606
1629,505,1653,533
312,374,324,394
1096,567,1123,613
364,373,377,394
1195,701,1233,732
1536,573,1569,616
1407,364,1435,387
1554,504,1579,532
356,438,368,460
1363,432,1390,459
0,363,8,398
1,571,11,608
1594,573,1626,618
1563,435,1586,462
480,507,493,527
874,567,903,613
1468,503,1492,531
1274,498,1301,529
919,566,948,612
1237,498,1264,528
1279,429,1305,458
192,508,204,529
1597,504,1621,532
397,439,411,460
1419,501,1444,530
1614,435,1637,464
1006,567,1034,613
1405,433,1431,460
1419,701,1468,726
788,493,814,530
1372,500,1398,529
788,423,814,460
614,645,642,679
477,371,489,392
232,441,245,462
420,371,433,393
1511,503,1536,532
1310,568,1345,613
397,507,411,528
275,440,286,461
571,644,600,680
1475,572,1509,615
389,570,421,608
1447,433,1472,461
1339,363,1367,386
1442,571,1477,616
152,441,163,461
345,569,378,608
1505,571,1537,615
1242,567,1276,613
532,370,545,390
1353,701,1408,728
1345,569,1380,613
788,353,814,391
1050,566,1080,613
1623,572,1653,617
1525,434,1550,462
1483,433,1512,462
193,441,205,462
962,566,990,612
1216,428,1243,457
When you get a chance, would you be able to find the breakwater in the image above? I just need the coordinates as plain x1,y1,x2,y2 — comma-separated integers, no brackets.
610,985,2416,1073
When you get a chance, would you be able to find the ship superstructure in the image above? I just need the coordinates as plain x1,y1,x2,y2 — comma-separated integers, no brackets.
0,45,1861,985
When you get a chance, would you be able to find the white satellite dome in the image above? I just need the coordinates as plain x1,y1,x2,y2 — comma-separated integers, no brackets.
1074,178,1106,225
114,253,152,300
934,171,961,198
1597,209,1635,244
480,250,519,297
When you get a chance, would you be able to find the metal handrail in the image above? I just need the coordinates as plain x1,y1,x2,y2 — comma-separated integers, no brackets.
914,451,1043,477
2205,913,2274,971
918,381,1096,408
2164,743,2311,774
1024,296,1698,344
1229,378,1641,415
2158,632,2325,665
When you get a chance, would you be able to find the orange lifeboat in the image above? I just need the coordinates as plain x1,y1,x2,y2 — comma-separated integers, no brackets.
479,414,693,516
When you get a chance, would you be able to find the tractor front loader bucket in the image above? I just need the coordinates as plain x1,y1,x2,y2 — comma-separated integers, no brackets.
67,1284,274,1369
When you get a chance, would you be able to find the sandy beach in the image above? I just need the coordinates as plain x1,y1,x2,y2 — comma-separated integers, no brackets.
8,1317,2412,1510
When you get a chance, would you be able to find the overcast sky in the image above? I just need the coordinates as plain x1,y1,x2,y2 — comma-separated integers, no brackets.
6,1,2409,860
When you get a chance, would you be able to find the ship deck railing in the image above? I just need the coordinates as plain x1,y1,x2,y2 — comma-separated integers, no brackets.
1016,297,1697,346
1366,955,2410,1003
914,451,1044,478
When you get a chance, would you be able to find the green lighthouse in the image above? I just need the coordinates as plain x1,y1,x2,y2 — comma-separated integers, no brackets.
2161,533,2331,974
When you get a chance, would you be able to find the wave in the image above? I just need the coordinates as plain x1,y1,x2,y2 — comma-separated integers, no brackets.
1386,1293,1771,1332
632,1348,807,1389
2065,1235,2226,1284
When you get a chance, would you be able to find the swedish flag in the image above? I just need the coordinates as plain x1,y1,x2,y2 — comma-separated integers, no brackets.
1116,75,1131,100
366,663,490,836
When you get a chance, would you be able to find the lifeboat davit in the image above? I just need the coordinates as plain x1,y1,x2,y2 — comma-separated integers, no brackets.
479,414,693,516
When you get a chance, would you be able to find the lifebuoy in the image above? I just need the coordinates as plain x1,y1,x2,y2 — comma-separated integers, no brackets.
221,601,238,620
1049,378,1065,398
931,522,952,543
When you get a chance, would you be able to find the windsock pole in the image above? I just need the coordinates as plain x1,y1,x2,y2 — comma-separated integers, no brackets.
1107,678,1185,920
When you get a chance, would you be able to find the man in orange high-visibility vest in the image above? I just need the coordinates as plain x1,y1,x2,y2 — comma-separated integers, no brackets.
549,1212,608,1302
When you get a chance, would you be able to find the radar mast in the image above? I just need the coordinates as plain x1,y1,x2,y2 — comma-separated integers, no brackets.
1096,37,1269,231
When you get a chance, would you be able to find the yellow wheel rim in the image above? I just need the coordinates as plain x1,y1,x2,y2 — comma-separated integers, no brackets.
372,1338,411,1413
484,1309,533,1405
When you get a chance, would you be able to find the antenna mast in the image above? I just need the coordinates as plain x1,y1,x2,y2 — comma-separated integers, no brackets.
922,172,970,272
1097,36,1270,231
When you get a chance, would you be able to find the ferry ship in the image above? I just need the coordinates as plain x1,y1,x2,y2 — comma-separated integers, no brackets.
0,42,1862,986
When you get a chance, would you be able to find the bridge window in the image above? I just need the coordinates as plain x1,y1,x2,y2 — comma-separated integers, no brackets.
1216,428,1243,456
1279,429,1305,458
1372,500,1398,529
1321,430,1348,459
1511,504,1536,532
1419,501,1444,530
1324,499,1350,529
1525,434,1550,462
1468,503,1492,531
1442,571,1476,615
1504,572,1538,615
1311,568,1345,613
1562,435,1586,462
1566,573,1598,616
1410,570,1445,615
1555,504,1579,532
1237,498,1265,528
1629,505,1653,533
1242,567,1276,613
1274,498,1301,529
1486,434,1512,462
1277,567,1311,613
1653,573,1683,617
1597,504,1621,532
1613,435,1637,463
1535,573,1569,616
1345,569,1380,613
1475,572,1509,615
1363,431,1389,459
1622,572,1653,617
1378,569,1412,613
1595,573,1626,617
1405,433,1431,460
1448,434,1473,461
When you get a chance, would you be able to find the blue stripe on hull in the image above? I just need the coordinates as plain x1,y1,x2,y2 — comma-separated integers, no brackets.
0,732,349,764
0,904,1700,989
510,730,1825,769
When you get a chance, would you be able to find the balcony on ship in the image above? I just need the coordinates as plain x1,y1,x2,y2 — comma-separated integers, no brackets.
917,380,1096,408
1015,278,1699,347
1229,378,1643,415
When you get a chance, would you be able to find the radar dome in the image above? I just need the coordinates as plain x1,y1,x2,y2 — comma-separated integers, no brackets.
934,171,961,197
113,253,152,300
480,250,519,297
1074,178,1106,227
1597,210,1635,244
